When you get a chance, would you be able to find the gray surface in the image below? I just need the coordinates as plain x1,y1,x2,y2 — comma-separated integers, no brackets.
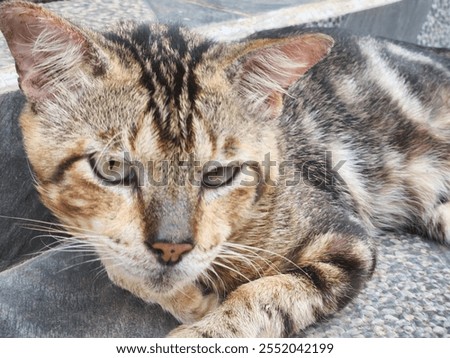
418,0,450,48
0,91,55,271
337,0,433,43
0,249,179,337
0,0,449,338
144,0,320,27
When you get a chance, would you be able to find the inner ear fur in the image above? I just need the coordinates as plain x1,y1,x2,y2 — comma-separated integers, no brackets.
0,1,108,101
228,33,334,118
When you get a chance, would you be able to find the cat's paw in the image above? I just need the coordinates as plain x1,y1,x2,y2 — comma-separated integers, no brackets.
166,325,205,338
167,322,241,338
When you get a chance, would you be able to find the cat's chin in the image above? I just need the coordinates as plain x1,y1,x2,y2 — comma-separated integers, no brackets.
99,251,215,299
97,241,223,299
103,261,192,299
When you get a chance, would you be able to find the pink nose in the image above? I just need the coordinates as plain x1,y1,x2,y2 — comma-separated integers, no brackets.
150,242,193,264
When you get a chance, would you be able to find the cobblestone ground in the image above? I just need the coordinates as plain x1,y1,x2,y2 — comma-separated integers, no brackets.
418,0,450,47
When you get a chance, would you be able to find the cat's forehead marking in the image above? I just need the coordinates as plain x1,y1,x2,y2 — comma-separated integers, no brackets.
103,23,213,154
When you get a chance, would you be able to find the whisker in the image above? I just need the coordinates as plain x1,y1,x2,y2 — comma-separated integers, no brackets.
0,214,99,236
223,242,302,273
172,284,198,302
93,266,109,284
201,267,226,293
25,157,39,185
57,253,113,273
217,252,265,278
221,243,282,275
212,261,252,283
205,265,227,293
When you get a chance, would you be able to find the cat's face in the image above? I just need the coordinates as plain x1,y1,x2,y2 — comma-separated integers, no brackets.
0,2,332,294
19,42,280,294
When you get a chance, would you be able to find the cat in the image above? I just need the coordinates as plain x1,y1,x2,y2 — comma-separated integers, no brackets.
0,1,449,338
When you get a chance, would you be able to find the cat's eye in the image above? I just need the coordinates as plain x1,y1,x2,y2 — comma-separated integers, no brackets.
202,165,241,188
89,154,135,186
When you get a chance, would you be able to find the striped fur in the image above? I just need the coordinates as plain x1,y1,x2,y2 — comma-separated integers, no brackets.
0,2,449,337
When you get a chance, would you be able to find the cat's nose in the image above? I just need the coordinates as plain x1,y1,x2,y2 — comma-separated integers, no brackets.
149,241,194,265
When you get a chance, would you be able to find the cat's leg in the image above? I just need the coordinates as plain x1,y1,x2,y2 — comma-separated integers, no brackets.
424,201,450,244
398,147,450,244
157,284,220,324
167,229,376,338
437,202,450,244
410,177,450,243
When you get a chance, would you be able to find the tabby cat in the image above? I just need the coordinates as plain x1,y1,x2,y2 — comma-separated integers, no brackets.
0,1,449,337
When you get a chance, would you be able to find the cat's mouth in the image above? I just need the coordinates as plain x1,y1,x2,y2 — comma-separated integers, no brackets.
99,244,219,294
102,256,190,293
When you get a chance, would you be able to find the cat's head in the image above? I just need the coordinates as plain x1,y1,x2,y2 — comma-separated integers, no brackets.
0,1,333,294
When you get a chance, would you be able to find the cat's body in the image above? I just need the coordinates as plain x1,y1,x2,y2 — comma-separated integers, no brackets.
0,1,448,337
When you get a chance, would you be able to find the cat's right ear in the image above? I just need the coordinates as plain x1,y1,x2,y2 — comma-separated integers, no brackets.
0,1,108,101
224,33,334,119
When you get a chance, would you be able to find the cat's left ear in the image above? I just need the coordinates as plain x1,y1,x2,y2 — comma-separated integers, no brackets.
227,33,334,119
0,1,109,102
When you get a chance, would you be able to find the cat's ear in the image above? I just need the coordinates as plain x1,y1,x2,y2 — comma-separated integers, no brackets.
227,33,334,118
0,1,108,101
